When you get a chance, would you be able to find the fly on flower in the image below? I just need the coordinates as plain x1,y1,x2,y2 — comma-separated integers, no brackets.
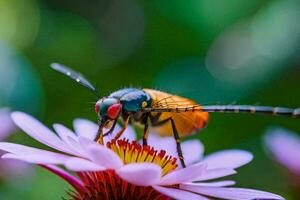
51,63,300,168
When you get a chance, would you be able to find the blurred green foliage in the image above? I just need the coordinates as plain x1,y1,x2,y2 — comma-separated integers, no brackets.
0,0,299,199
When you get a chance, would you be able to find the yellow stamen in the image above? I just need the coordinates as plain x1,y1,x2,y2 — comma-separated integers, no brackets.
107,139,178,175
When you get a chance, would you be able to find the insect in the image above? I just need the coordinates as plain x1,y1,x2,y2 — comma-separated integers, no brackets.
51,63,300,168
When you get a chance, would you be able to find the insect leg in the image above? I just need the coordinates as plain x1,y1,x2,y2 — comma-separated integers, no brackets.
142,114,150,146
170,118,186,168
142,113,162,145
103,120,118,137
94,122,104,144
113,116,130,140
150,116,186,168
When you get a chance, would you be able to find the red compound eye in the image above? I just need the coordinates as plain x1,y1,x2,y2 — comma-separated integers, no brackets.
95,102,100,113
107,103,122,119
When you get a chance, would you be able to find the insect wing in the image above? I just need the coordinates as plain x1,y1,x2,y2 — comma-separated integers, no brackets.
51,63,97,94
143,89,209,136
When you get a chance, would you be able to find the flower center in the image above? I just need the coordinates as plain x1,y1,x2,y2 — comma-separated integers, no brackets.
107,139,178,175
74,170,171,200
70,139,178,200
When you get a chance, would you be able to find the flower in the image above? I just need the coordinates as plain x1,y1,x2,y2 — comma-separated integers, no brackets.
264,128,300,175
0,108,32,179
0,108,16,140
0,112,284,200
264,127,300,198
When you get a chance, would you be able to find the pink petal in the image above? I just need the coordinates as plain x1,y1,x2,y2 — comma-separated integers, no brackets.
11,112,73,154
40,164,84,191
182,140,204,166
0,150,33,179
147,135,203,166
65,158,105,171
0,142,72,160
179,186,284,200
153,186,210,200
181,180,235,187
158,163,206,185
73,118,98,140
116,125,136,141
196,168,237,181
0,142,48,155
0,108,16,140
264,128,300,174
78,136,98,149
53,124,78,143
2,153,70,164
0,143,74,165
202,150,253,169
103,124,136,144
53,125,87,157
76,136,102,158
64,136,88,157
116,163,162,186
87,145,123,169
147,134,176,156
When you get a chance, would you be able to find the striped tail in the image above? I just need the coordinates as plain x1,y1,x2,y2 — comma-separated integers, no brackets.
145,105,300,118
201,105,300,118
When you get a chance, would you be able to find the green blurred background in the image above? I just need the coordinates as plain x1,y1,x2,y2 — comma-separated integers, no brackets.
0,0,299,199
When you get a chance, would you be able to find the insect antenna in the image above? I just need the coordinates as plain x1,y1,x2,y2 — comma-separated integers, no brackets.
51,63,101,98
